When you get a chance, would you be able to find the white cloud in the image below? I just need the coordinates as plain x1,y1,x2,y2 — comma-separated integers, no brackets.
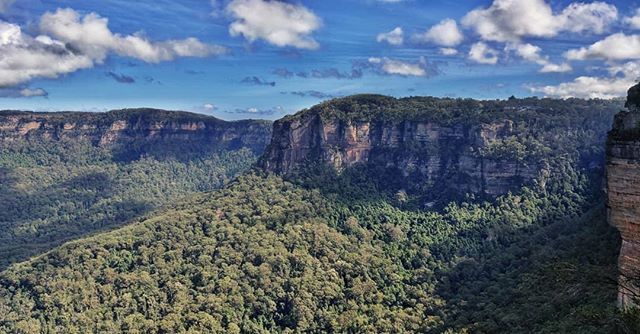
539,63,572,73
462,0,618,42
376,27,403,46
626,9,640,29
414,19,463,47
368,57,431,76
226,0,321,49
468,42,498,64
0,86,48,98
0,0,14,13
561,2,619,34
508,43,571,73
565,33,640,61
40,8,225,63
203,103,217,111
529,61,640,99
19,88,48,97
0,8,225,87
439,48,458,56
0,21,95,87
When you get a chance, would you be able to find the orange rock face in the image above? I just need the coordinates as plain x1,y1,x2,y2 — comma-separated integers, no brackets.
607,110,640,308
260,109,542,199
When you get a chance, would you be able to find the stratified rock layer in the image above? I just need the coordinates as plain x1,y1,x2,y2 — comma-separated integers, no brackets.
608,84,640,307
0,109,272,157
260,97,552,200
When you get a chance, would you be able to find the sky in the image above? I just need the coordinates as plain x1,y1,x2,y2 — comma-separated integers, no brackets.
0,0,639,120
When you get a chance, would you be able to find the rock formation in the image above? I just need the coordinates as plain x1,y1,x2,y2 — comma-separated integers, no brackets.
607,83,640,308
259,95,585,201
0,108,272,158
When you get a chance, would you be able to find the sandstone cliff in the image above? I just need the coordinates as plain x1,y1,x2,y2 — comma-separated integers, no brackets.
260,95,618,202
0,109,272,159
607,83,640,307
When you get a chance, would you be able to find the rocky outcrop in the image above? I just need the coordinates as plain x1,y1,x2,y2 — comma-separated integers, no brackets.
0,109,272,158
260,97,551,200
626,83,640,111
607,83,640,308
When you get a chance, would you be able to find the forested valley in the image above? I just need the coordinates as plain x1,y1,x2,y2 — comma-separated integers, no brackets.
0,97,635,333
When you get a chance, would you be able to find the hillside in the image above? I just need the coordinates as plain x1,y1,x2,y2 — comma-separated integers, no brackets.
0,109,272,269
261,95,622,205
0,96,629,333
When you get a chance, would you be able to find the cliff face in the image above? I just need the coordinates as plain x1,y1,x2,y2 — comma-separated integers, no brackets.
259,97,562,200
0,109,272,158
608,84,640,307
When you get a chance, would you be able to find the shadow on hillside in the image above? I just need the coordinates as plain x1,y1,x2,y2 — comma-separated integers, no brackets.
432,205,620,333
109,138,264,163
0,168,153,271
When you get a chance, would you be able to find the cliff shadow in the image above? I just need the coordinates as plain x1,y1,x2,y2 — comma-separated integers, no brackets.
432,204,620,333
109,138,264,163
0,168,153,271
281,161,497,211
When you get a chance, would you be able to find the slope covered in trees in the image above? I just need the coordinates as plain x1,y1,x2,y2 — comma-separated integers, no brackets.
0,97,630,333
0,109,272,269
0,169,621,333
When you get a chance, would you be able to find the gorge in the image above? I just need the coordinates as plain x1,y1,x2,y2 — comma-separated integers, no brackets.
0,95,632,333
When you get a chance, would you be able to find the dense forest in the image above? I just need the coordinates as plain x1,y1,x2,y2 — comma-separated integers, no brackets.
0,97,635,333
0,109,271,269
0,170,623,333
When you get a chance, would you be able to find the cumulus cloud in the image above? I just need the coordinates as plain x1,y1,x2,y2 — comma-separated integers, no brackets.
529,61,640,99
367,56,437,77
562,2,619,34
468,42,499,64
0,86,48,98
40,9,225,63
439,48,458,56
377,27,403,46
203,103,217,111
626,9,640,29
565,33,640,61
508,43,571,73
274,58,440,80
0,8,225,87
462,0,618,42
413,19,463,47
0,21,94,87
18,88,48,97
227,0,321,49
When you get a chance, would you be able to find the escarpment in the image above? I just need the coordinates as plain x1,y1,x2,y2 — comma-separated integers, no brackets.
0,108,272,159
261,95,619,202
608,83,640,308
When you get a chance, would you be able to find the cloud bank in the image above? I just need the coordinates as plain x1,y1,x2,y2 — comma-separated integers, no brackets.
0,8,225,88
462,0,617,42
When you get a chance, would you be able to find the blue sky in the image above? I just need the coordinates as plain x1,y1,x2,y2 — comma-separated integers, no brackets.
0,0,639,120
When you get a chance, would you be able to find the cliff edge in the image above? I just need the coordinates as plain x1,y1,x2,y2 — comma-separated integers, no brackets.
0,108,272,160
260,95,619,203
607,83,640,307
